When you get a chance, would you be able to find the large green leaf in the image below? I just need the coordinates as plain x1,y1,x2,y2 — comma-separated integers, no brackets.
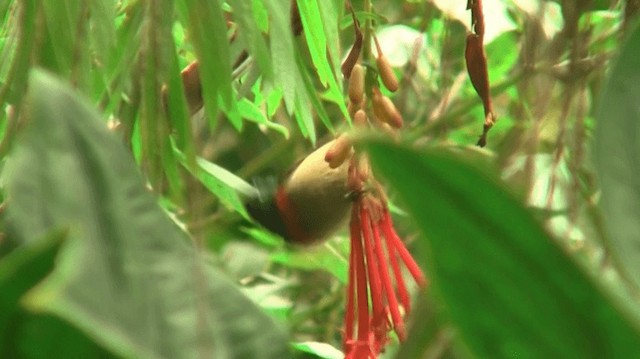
365,141,640,359
594,24,640,290
0,230,113,358
3,71,289,359
0,230,65,340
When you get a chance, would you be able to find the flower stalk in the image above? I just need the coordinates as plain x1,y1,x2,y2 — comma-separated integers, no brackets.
337,3,427,357
341,157,427,358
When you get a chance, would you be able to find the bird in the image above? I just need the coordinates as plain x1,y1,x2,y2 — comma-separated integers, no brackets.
246,140,352,246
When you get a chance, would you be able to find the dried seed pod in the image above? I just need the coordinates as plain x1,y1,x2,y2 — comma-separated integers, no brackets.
353,109,368,127
341,8,363,78
374,36,399,92
348,64,365,104
465,32,494,147
325,135,353,169
465,34,491,114
341,33,362,78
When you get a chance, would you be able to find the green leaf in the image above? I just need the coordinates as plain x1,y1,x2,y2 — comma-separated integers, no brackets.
292,341,343,359
88,0,116,76
40,0,82,76
3,70,289,359
263,0,297,115
138,0,181,191
252,0,269,33
175,144,258,220
0,230,112,358
594,24,640,290
296,52,334,133
228,0,273,81
0,229,65,335
176,0,233,127
97,1,144,115
365,140,640,359
317,0,342,78
293,84,315,142
232,95,289,137
271,239,349,284
296,0,349,126
296,0,331,88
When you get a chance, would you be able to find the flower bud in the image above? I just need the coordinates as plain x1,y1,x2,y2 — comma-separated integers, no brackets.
357,155,371,182
372,88,403,129
325,134,353,169
376,55,398,92
348,64,365,104
380,96,403,128
353,109,368,127
374,36,399,92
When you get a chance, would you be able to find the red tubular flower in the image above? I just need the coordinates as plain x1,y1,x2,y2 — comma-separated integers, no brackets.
343,167,427,358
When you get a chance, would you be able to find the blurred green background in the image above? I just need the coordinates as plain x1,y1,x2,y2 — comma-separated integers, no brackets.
1,1,640,358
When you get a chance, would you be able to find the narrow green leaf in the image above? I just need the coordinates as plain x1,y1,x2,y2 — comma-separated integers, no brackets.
594,24,640,290
228,0,273,81
296,0,331,88
88,0,116,73
366,141,640,359
271,239,349,283
252,0,269,33
99,1,143,115
175,143,258,220
292,341,343,359
296,52,334,133
233,96,289,137
294,85,315,142
263,0,296,114
317,0,342,80
176,0,234,127
296,0,349,124
197,155,258,197
138,0,177,190
40,0,81,75
3,70,289,359
162,18,196,161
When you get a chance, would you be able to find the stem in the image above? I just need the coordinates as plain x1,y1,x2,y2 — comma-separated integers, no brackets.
362,0,372,63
